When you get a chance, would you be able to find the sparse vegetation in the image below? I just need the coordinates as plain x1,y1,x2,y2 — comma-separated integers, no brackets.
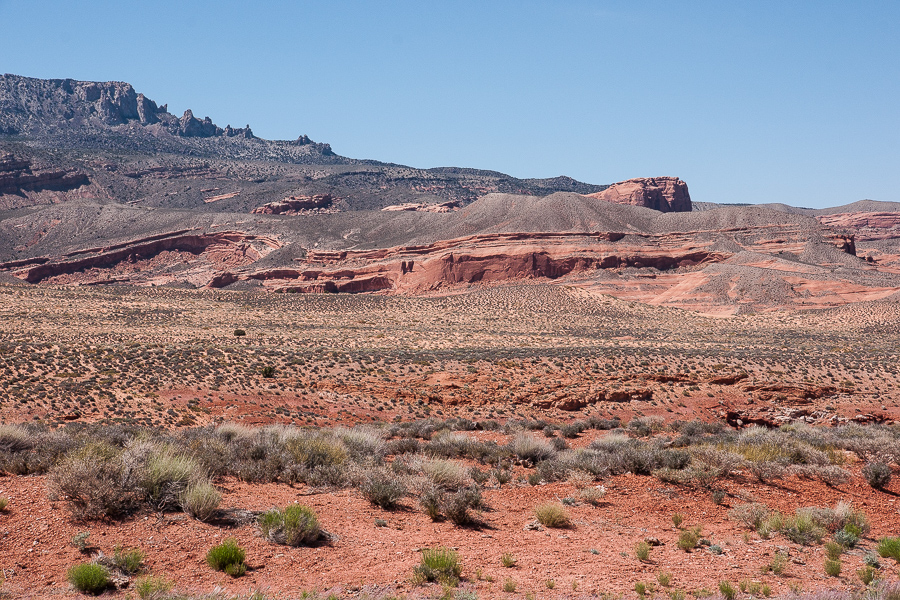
206,538,247,577
258,504,321,546
414,547,462,586
67,562,110,595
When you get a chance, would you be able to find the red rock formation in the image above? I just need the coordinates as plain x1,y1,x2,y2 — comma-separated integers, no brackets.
251,194,334,215
4,231,281,284
586,177,691,212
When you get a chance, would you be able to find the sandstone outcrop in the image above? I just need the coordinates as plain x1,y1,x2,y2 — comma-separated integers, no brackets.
2,231,281,284
251,194,335,215
381,200,461,213
586,177,691,212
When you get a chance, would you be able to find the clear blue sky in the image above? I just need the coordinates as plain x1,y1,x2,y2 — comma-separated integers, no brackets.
1,0,897,207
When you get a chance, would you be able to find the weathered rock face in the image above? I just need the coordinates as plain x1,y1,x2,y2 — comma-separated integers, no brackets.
0,152,87,196
0,74,252,139
251,194,335,215
381,200,461,213
586,177,691,212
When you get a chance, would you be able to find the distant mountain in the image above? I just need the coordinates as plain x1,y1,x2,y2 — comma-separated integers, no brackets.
12,74,895,315
0,74,607,210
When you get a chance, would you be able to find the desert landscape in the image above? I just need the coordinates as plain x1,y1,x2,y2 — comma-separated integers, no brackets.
0,74,899,600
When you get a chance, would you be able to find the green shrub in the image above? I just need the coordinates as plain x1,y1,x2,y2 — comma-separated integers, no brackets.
677,527,700,551
824,541,843,561
233,329,246,337
414,547,462,586
180,480,221,521
862,462,892,489
877,536,900,561
503,578,517,593
206,538,246,576
534,503,570,528
671,513,684,528
67,562,110,595
635,541,650,562
135,574,174,599
781,512,825,545
764,552,788,576
258,505,320,546
857,566,876,586
0,496,7,512
501,552,516,568
719,581,736,600
824,559,841,577
112,545,144,575
657,571,672,587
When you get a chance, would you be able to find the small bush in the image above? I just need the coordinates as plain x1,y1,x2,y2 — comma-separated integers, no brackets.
764,552,788,576
824,558,841,577
857,566,876,586
233,329,246,337
781,512,825,545
180,480,221,521
206,538,246,576
140,447,205,511
48,443,136,519
657,571,672,587
824,541,843,561
534,503,570,528
442,486,482,525
112,545,144,575
579,485,606,506
67,562,110,595
71,531,90,552
635,541,651,562
862,462,892,490
677,527,700,551
501,552,516,568
509,433,556,463
729,503,769,530
360,469,407,509
258,505,320,546
503,578,517,593
414,547,462,586
0,496,7,512
672,513,684,528
135,575,174,599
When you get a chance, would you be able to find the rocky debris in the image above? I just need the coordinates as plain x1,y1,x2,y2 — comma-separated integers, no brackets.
0,152,87,195
586,177,691,212
381,200,461,213
251,194,335,215
740,382,837,402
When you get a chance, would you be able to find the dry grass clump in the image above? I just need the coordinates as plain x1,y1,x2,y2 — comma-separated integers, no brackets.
534,503,570,528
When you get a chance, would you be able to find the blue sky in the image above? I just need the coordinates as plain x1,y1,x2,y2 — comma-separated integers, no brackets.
1,0,897,207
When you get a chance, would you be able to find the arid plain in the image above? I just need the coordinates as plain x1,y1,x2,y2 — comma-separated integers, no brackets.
1,282,899,599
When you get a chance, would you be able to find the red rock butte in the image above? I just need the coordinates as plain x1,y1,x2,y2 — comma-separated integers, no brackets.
586,176,691,212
